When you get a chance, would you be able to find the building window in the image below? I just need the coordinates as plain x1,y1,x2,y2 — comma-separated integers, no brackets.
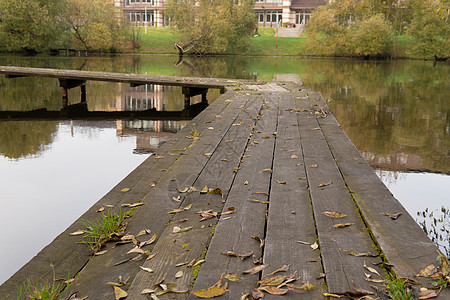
256,11,264,23
295,9,312,25
142,0,154,4
265,10,282,23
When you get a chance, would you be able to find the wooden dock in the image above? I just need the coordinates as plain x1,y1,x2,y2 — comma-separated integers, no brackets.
1,74,448,299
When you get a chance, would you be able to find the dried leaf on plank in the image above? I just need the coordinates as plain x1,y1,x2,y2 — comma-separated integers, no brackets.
244,264,268,275
333,223,354,228
322,211,347,218
191,274,229,298
340,249,378,257
364,261,380,276
287,282,315,293
252,236,265,248
221,251,253,260
113,286,128,300
225,273,241,281
259,286,288,295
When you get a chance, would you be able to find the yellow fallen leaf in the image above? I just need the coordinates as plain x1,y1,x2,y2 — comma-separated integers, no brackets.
287,282,315,293
323,293,342,298
318,180,333,187
311,242,319,251
291,154,298,159
200,186,209,194
333,223,354,228
416,264,439,278
172,196,181,202
175,270,184,278
203,153,212,157
310,164,318,168
94,250,107,256
225,273,241,281
243,264,268,275
141,288,156,295
69,230,84,236
98,206,105,212
191,283,229,298
258,274,288,286
113,286,128,300
121,202,145,208
364,261,380,276
322,211,347,218
139,266,153,273
244,180,249,185
248,199,270,204
120,188,130,192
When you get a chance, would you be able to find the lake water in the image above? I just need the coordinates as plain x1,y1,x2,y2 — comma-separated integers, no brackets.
0,54,448,285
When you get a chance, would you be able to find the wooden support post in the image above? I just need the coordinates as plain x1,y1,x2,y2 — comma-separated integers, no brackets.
80,84,87,103
202,92,207,103
61,87,68,108
184,94,191,109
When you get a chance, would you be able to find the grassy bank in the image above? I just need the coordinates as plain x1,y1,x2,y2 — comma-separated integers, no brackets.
132,27,308,56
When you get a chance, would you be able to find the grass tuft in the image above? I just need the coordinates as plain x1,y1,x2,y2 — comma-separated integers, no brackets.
384,278,412,300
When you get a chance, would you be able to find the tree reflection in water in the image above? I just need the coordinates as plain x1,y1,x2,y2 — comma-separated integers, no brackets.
418,207,450,258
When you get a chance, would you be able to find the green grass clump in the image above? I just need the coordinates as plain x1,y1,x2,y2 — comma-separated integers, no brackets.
385,278,412,300
18,279,66,300
82,209,128,252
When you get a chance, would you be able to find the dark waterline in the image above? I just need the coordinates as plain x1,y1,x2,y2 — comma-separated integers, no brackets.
0,54,448,285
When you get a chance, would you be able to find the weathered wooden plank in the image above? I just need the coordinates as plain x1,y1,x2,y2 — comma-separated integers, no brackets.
0,66,247,90
0,90,244,298
297,90,385,294
123,91,266,299
189,92,281,299
310,90,450,298
261,90,326,299
68,91,257,298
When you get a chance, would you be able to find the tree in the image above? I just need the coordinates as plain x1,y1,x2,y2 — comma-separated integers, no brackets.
65,0,128,52
0,0,69,52
166,0,256,55
349,14,393,58
407,0,450,60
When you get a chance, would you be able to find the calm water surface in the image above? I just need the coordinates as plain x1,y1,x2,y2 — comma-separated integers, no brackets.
0,55,448,284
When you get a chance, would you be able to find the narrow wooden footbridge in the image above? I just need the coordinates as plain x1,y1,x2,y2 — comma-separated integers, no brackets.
1,68,448,299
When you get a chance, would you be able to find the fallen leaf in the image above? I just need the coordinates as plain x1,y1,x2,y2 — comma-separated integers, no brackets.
248,199,270,204
172,196,181,202
243,264,268,275
287,282,315,293
416,264,439,278
177,187,189,193
261,168,272,173
200,186,209,194
318,180,332,187
333,223,354,228
276,180,287,184
144,234,157,245
296,241,311,245
340,249,378,257
310,164,318,168
191,278,229,298
120,188,130,192
175,270,183,279
113,286,128,300
251,288,264,299
193,259,205,267
127,247,145,255
98,206,105,212
244,180,249,185
136,229,150,237
252,236,265,248
418,289,438,299
252,192,270,196
267,264,290,275
95,250,107,256
225,273,241,281
154,155,164,159
208,188,223,197
70,230,84,236
139,266,153,273
323,293,342,298
169,209,185,214
262,136,270,139
221,251,253,260
121,202,145,208
203,153,212,157
141,288,157,295
258,274,288,286
382,212,402,220
322,211,347,218
173,226,193,233
240,293,250,300
311,242,319,251
259,286,289,295
291,154,298,159
364,261,380,276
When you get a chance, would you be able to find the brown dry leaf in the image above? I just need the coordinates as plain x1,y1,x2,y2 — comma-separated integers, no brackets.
221,251,253,260
225,273,241,281
340,249,378,257
141,288,157,295
224,139,233,143
287,282,315,293
169,209,185,214
267,264,290,275
252,236,265,248
94,250,107,256
318,180,332,187
290,154,298,159
382,212,402,220
191,278,229,298
177,187,189,193
322,211,347,218
200,186,209,194
253,192,270,196
261,168,272,173
136,229,150,237
259,286,288,295
262,136,270,139
128,247,145,255
113,286,128,300
258,274,288,286
243,264,268,275
416,264,439,277
240,293,250,300
276,180,287,184
251,288,265,299
418,289,439,299
364,261,380,276
333,223,354,228
98,206,105,212
143,234,157,246
323,293,342,298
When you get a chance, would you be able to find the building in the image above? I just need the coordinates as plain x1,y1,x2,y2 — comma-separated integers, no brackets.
116,0,327,28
